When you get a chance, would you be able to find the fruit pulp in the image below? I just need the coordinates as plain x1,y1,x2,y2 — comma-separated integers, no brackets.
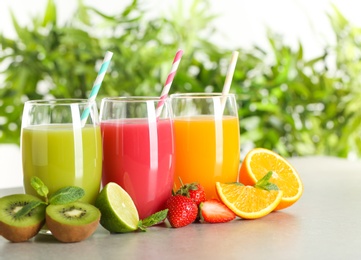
22,124,102,204
101,118,174,219
173,115,240,199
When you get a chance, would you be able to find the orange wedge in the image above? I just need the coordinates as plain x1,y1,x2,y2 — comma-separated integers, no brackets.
239,148,303,210
216,182,283,219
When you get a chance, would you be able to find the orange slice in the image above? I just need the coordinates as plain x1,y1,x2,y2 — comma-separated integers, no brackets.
216,182,283,219
239,148,303,210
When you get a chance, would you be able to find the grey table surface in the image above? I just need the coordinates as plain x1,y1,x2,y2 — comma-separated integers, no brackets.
1,156,361,260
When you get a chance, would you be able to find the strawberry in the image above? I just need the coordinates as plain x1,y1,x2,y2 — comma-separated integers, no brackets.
166,195,198,228
200,199,236,223
188,183,206,205
176,180,206,205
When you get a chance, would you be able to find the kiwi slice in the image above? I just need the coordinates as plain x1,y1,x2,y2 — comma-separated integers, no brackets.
46,202,100,243
0,194,46,242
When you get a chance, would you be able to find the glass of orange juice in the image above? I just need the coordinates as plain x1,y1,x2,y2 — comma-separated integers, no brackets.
170,93,240,199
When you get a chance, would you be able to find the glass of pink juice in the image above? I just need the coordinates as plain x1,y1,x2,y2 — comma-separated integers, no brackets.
100,97,175,219
170,93,240,199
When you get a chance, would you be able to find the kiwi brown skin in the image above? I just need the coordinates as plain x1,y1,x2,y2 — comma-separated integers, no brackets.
46,202,100,243
0,221,44,243
0,194,46,243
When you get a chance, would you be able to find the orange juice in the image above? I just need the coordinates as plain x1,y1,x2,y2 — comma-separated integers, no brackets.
173,115,240,199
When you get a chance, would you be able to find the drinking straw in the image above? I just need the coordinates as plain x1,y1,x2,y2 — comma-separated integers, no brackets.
222,51,239,96
156,49,184,117
221,51,239,111
81,51,113,125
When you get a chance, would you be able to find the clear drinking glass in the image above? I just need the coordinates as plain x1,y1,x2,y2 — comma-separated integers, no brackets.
100,97,175,219
170,93,240,199
21,99,102,205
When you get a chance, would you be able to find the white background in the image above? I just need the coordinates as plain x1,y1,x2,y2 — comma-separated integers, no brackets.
1,0,361,188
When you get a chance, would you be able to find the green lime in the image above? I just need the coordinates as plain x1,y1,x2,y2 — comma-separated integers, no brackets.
95,182,139,233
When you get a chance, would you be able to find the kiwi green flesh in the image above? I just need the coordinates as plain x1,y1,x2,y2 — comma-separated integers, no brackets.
0,194,46,242
46,202,100,225
46,202,100,243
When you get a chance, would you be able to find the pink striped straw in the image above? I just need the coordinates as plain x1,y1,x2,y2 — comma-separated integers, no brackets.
156,49,184,117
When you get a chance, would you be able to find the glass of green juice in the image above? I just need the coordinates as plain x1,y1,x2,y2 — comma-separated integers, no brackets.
21,99,102,210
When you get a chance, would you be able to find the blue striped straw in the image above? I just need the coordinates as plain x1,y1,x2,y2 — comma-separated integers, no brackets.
81,51,113,125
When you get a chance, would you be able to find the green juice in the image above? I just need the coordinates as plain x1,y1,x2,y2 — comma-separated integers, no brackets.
22,124,102,204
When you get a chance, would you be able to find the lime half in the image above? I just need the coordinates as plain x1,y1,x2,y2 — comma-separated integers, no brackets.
95,182,139,233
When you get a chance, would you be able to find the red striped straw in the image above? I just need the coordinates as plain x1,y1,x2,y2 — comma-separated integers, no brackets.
156,49,184,117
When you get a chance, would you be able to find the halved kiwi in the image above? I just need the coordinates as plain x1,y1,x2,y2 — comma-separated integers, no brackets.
0,194,46,242
46,202,100,243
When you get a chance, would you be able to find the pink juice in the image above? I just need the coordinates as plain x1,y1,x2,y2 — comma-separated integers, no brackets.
101,118,175,219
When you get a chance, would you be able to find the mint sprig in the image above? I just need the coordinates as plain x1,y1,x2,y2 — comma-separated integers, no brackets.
138,209,169,231
49,186,85,205
14,200,46,219
15,177,86,219
31,176,49,202
254,171,279,191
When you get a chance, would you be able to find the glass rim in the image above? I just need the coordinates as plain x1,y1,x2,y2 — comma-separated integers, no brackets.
169,93,235,99
24,98,94,105
101,96,163,103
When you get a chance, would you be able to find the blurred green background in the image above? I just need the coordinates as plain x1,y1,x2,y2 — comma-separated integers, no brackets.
1,0,361,158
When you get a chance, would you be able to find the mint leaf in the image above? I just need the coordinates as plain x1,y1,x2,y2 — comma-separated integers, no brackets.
14,200,45,219
31,176,49,199
138,209,168,231
255,171,279,191
259,182,279,191
49,186,85,205
227,182,244,186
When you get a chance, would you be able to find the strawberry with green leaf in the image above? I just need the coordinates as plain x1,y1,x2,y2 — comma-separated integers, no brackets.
166,195,198,228
175,179,206,205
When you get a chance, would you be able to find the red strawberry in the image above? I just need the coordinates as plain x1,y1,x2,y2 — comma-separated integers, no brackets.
200,199,236,223
176,180,206,205
166,195,198,228
188,183,206,205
